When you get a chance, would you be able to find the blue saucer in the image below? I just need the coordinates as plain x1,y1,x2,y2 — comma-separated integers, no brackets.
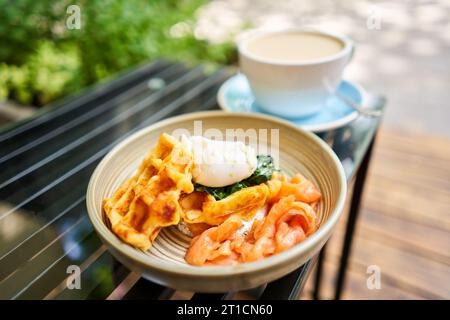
218,74,367,132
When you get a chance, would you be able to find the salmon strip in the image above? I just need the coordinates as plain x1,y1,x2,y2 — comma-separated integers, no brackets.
269,173,321,204
185,215,243,266
185,194,319,266
275,222,306,253
184,173,321,266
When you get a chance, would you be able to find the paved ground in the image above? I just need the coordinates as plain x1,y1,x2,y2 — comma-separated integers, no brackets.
196,0,450,137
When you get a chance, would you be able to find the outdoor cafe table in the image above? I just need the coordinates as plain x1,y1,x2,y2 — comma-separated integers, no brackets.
0,61,384,300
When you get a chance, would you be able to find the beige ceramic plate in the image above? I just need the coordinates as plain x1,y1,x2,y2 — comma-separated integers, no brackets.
86,111,347,292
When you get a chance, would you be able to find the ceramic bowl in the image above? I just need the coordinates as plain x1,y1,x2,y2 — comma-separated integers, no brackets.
86,111,346,292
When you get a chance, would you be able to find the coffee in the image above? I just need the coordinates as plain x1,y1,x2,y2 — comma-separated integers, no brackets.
239,29,353,118
245,32,344,62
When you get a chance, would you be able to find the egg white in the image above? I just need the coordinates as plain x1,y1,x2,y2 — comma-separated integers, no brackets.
181,135,257,187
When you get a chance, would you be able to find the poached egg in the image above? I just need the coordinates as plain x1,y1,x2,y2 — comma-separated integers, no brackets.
181,135,257,187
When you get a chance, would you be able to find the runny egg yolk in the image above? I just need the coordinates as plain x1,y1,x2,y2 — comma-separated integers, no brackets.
181,135,257,187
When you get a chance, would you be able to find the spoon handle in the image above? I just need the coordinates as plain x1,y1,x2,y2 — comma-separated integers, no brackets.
335,91,385,118
324,80,385,118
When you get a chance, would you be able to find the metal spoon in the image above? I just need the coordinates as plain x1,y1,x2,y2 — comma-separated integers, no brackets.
325,80,385,118
335,90,385,117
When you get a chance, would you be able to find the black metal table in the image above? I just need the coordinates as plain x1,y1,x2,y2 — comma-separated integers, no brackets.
0,61,384,300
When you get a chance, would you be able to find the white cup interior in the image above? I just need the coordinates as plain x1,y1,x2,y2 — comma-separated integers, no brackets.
238,28,353,66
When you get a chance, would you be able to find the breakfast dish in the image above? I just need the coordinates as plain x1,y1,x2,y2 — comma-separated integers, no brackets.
103,132,321,266
87,112,346,291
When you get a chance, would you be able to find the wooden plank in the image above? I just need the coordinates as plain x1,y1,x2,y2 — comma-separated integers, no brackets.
332,201,450,265
326,226,450,298
378,130,450,160
333,219,450,267
306,125,450,299
358,209,450,263
374,147,450,174
369,161,450,190
367,173,450,210
302,259,425,300
364,200,450,232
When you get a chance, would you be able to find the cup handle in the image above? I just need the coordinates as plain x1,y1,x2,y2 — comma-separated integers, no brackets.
347,40,355,65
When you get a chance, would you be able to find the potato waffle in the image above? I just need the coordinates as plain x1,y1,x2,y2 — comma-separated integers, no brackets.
103,133,194,250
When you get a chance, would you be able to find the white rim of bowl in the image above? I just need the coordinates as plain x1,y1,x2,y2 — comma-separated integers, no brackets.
238,28,354,66
86,111,347,277
217,75,366,133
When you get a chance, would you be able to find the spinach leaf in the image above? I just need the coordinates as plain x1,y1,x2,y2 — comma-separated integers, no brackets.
245,155,276,185
194,155,276,200
193,185,230,200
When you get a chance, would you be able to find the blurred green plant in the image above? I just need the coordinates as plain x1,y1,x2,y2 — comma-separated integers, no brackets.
0,0,237,106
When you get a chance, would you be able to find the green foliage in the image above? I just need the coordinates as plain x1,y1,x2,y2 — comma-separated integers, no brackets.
0,0,237,106
0,0,68,64
0,42,80,105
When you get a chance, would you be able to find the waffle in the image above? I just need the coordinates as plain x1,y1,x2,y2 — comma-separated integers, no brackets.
102,133,194,250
